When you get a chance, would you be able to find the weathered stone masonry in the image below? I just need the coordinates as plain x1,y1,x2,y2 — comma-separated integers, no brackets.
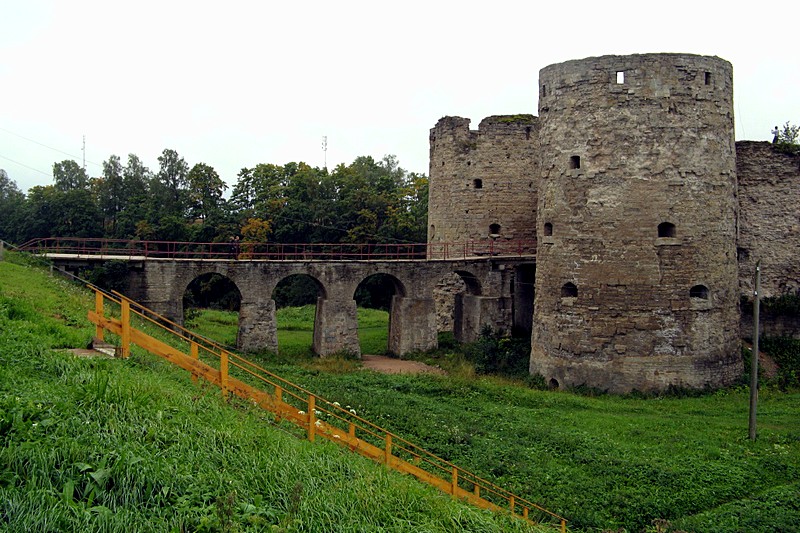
429,52,800,392
736,141,800,299
122,258,529,357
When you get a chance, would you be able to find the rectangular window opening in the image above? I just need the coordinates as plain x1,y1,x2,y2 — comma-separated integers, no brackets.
570,155,581,170
704,72,711,85
616,71,625,84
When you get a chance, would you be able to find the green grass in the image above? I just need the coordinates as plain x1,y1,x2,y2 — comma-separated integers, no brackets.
3,251,800,532
187,304,390,356
0,252,545,532
183,297,800,532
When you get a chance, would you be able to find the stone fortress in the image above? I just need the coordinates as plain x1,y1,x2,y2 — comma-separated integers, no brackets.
428,53,800,393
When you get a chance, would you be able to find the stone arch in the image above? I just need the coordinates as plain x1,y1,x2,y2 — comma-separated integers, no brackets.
433,269,498,344
353,273,405,355
272,273,328,305
354,272,407,306
354,272,437,356
454,270,482,295
269,273,327,356
433,269,482,335
182,272,243,347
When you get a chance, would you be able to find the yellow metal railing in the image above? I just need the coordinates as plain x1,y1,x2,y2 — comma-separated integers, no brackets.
88,287,567,531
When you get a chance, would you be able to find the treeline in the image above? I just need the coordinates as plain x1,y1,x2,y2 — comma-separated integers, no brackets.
0,150,428,246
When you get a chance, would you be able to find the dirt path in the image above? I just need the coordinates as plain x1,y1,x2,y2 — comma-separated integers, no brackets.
361,354,445,375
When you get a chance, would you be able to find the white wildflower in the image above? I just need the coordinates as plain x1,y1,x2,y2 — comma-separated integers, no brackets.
298,410,306,415
349,409,357,415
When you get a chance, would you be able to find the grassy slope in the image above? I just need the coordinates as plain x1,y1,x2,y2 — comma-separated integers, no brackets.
192,310,800,532
0,253,542,532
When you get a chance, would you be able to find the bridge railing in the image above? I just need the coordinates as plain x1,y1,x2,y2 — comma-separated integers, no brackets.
20,237,537,261
87,287,565,531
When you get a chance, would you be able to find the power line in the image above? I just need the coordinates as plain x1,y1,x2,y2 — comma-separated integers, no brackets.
0,126,102,168
0,153,53,177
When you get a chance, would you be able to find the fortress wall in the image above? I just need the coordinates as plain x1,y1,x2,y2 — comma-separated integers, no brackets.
736,141,800,298
530,54,742,392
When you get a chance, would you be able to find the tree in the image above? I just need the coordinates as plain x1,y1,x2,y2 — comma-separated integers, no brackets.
330,155,419,244
775,121,800,155
20,184,102,239
151,148,189,219
96,155,125,234
116,154,152,238
0,169,26,242
231,163,288,216
52,160,89,191
186,163,227,221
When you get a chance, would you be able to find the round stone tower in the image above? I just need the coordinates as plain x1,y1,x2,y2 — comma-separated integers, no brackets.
531,53,742,392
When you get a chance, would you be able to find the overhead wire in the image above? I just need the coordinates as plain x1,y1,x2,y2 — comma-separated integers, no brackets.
0,126,102,169
0,153,53,177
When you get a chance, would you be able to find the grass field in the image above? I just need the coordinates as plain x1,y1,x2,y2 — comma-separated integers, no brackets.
186,304,390,357
2,251,799,532
0,252,544,532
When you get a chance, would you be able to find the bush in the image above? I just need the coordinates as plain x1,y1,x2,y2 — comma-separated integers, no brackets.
761,336,800,390
83,260,130,293
774,121,800,155
462,327,530,377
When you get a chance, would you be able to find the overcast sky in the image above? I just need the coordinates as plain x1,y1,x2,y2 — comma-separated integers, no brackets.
2,0,798,193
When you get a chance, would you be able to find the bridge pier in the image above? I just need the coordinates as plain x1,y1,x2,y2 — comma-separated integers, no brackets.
388,296,438,355
239,299,278,353
454,294,510,343
313,297,360,357
145,299,183,326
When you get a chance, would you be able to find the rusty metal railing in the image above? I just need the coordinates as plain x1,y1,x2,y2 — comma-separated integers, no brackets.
87,287,565,531
21,237,536,262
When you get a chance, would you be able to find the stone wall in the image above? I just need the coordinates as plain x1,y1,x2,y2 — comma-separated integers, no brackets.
736,141,800,299
530,54,742,393
427,115,539,249
103,257,532,357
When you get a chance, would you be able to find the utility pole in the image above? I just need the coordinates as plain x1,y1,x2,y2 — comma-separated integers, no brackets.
322,136,328,170
82,135,86,170
749,261,761,441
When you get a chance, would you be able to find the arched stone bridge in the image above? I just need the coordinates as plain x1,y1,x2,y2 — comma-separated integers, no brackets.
47,253,536,356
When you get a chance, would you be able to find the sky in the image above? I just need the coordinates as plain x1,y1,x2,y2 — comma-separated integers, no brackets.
1,0,798,193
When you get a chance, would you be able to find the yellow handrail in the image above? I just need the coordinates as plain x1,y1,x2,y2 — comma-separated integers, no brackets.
87,287,567,532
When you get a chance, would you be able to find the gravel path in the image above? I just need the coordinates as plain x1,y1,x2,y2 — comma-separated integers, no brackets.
361,354,445,375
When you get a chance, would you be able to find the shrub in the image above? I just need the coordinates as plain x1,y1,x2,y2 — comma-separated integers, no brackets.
462,327,530,378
